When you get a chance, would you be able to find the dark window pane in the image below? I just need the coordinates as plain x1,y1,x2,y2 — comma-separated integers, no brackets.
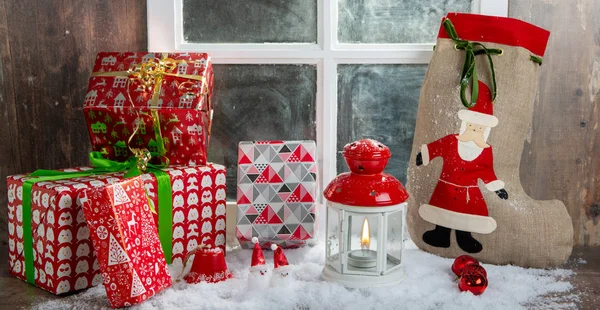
183,0,318,43
337,64,426,183
338,0,472,43
208,65,317,200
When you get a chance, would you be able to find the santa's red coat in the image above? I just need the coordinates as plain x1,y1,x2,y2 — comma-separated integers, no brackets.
424,134,500,217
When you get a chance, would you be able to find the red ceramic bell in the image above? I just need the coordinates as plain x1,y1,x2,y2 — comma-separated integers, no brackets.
183,246,233,284
324,139,408,207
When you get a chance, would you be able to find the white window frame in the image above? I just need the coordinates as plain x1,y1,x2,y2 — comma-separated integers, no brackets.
147,0,508,195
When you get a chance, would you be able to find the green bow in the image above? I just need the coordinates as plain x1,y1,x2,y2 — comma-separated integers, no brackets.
20,151,174,285
442,19,503,108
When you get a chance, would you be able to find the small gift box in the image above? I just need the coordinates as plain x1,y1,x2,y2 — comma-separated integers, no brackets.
236,140,318,248
81,177,171,307
6,163,227,294
84,52,214,166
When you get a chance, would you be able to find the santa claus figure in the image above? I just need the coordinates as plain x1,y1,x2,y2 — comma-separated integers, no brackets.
416,81,508,254
270,244,292,287
247,237,269,290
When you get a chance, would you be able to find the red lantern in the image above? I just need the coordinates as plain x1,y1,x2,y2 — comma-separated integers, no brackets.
324,139,409,207
458,268,488,295
183,246,233,284
452,255,479,277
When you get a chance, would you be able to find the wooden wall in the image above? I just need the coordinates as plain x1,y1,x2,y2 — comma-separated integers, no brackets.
0,0,147,242
511,0,600,246
0,0,599,246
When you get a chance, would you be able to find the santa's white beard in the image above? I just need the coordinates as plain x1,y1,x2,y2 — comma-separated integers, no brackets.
457,140,484,161
270,270,293,287
457,121,489,161
247,269,270,291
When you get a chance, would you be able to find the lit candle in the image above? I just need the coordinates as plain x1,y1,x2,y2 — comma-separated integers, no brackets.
348,218,377,268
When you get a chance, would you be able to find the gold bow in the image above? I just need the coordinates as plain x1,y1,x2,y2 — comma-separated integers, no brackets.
90,53,213,159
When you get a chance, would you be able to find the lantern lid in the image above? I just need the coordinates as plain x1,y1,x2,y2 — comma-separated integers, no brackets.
324,172,408,207
343,139,391,160
325,139,408,207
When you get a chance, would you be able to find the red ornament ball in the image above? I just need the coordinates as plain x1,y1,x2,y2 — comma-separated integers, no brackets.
462,263,487,278
452,255,479,276
458,268,488,295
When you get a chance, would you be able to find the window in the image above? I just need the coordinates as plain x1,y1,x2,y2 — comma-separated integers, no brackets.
148,0,509,201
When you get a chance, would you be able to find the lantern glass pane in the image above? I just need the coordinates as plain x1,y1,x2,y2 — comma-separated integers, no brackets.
326,207,341,272
344,213,380,275
385,209,403,272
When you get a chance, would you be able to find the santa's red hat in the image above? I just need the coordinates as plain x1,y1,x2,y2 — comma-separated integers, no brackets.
249,237,266,271
271,244,292,272
457,81,498,128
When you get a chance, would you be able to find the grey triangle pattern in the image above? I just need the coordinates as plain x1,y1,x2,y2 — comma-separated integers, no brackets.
289,203,302,222
271,154,283,163
237,141,318,247
277,207,285,222
252,227,260,238
239,174,253,184
270,194,283,203
256,144,270,157
237,216,251,225
256,225,270,238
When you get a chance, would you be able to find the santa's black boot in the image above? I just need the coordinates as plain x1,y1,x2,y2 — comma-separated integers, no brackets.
422,225,451,248
455,230,483,253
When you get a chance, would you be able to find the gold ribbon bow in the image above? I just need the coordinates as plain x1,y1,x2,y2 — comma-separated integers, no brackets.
90,53,213,157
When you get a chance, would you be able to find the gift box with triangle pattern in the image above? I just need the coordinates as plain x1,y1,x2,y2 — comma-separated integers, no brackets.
236,140,318,248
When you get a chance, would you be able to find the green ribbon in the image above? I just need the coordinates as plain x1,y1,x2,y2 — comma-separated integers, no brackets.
20,152,174,284
442,19,503,108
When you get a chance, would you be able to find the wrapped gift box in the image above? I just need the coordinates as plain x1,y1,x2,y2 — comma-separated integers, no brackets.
236,140,318,248
81,177,171,307
6,163,226,294
84,52,214,165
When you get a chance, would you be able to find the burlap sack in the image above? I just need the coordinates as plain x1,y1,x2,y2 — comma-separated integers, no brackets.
406,13,573,268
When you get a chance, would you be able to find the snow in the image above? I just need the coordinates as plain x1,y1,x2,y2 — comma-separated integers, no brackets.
33,240,578,310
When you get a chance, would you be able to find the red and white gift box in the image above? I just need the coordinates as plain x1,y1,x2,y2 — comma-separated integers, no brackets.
6,163,227,295
83,52,214,166
81,177,171,308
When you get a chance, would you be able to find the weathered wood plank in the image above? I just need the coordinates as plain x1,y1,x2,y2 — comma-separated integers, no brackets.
0,0,22,231
0,0,147,231
511,0,600,245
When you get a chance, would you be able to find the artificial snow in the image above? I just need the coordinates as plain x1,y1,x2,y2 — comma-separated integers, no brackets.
33,240,578,310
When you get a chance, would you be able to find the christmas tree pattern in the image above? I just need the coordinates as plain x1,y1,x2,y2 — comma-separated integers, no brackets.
112,184,131,205
130,269,146,298
108,233,131,266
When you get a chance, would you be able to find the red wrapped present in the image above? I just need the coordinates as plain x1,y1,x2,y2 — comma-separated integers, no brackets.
6,163,226,295
81,177,171,307
83,52,213,165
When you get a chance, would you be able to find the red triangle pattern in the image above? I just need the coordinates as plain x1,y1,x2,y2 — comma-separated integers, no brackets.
255,174,268,184
246,205,259,215
287,191,300,202
239,154,252,164
278,192,291,202
292,225,310,240
246,165,260,174
238,194,251,204
287,153,300,163
254,211,268,224
265,206,282,224
269,167,283,183
290,184,313,203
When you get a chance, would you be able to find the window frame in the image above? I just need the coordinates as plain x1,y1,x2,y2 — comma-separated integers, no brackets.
147,0,509,199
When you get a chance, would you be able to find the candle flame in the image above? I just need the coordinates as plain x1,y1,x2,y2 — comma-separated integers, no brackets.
360,218,370,250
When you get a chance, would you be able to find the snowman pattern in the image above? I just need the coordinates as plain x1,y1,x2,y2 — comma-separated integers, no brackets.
6,164,226,294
